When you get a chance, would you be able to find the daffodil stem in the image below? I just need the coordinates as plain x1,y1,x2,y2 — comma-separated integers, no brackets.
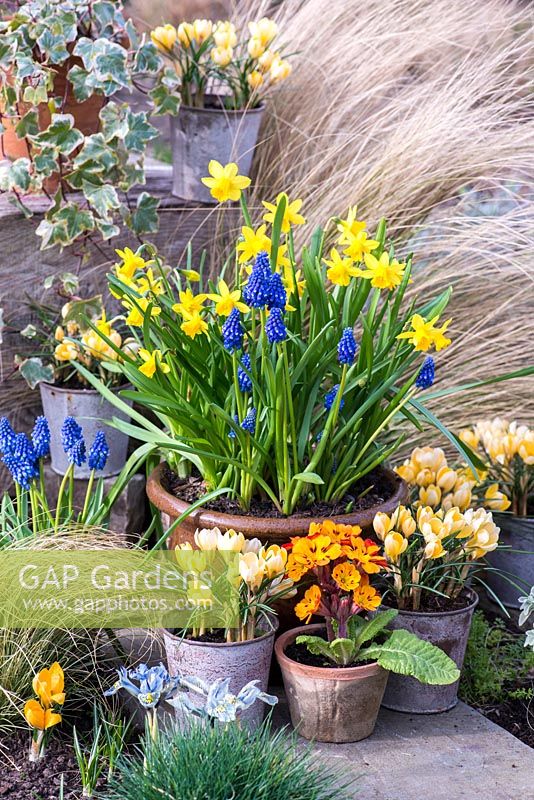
55,463,74,532
240,194,252,229
282,344,299,475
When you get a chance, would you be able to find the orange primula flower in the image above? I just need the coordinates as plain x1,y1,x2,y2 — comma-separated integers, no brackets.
294,585,322,623
332,561,361,592
353,583,381,611
286,533,342,581
342,536,387,573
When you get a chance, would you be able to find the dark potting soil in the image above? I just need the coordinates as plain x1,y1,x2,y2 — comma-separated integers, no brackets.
0,730,104,800
383,587,474,614
163,466,393,518
284,640,373,670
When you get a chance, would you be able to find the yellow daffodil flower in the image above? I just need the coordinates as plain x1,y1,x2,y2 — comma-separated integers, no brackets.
123,297,161,327
283,266,306,297
136,268,165,296
270,242,291,270
138,348,170,379
180,268,201,282
151,24,177,51
177,22,194,47
201,160,251,203
294,585,322,623
359,252,406,290
207,280,248,316
24,699,62,731
342,231,379,262
237,224,271,263
211,46,233,67
332,561,361,591
172,289,207,317
397,314,452,352
323,248,361,286
262,193,306,233
181,312,209,339
54,341,78,361
336,206,366,243
353,583,381,611
115,247,148,278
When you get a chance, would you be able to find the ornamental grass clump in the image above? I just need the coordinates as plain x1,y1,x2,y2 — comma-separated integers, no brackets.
77,163,501,520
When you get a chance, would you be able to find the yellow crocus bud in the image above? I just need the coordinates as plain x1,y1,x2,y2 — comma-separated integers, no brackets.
213,21,237,48
247,70,264,90
151,24,177,51
484,483,511,512
415,468,435,488
217,528,245,552
424,537,445,560
373,511,394,541
239,552,266,591
518,433,534,465
419,484,441,508
211,46,233,67
264,545,287,579
54,326,65,342
451,481,472,512
66,320,79,336
192,19,213,43
270,56,292,83
395,462,416,483
436,465,457,492
384,532,408,563
396,506,416,537
459,428,479,450
463,508,500,558
248,36,265,59
54,341,78,362
194,527,220,550
248,17,278,46
177,22,194,47
258,49,275,71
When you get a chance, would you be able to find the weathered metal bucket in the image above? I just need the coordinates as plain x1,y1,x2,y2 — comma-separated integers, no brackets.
381,590,478,714
485,514,534,609
39,382,132,478
170,98,264,203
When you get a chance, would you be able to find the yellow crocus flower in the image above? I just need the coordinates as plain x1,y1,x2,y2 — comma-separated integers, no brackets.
247,70,264,90
211,46,233,67
213,21,237,48
384,531,408,563
236,224,271,263
150,24,177,51
24,700,62,731
207,279,248,316
177,22,194,47
192,19,213,43
248,17,278,46
323,248,361,286
54,341,78,361
262,192,306,233
397,314,452,352
359,252,406,291
484,484,511,512
247,37,265,58
33,662,65,709
258,49,275,71
172,288,207,318
181,312,209,339
138,348,170,379
269,56,292,83
201,160,251,203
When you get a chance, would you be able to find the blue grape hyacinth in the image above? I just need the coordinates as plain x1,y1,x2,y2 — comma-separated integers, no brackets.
265,308,287,343
2,432,38,489
338,328,358,365
222,308,244,352
68,438,86,467
0,417,16,454
88,431,109,471
243,252,272,308
31,416,51,459
61,416,84,453
324,384,344,412
416,356,435,389
241,407,257,435
266,272,287,310
237,353,253,393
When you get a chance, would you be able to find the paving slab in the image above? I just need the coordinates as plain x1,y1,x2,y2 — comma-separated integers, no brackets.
272,697,534,800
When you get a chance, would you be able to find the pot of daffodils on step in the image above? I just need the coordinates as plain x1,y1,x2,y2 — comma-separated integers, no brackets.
458,419,534,609
371,454,501,712
275,521,460,742
150,16,292,203
164,528,295,729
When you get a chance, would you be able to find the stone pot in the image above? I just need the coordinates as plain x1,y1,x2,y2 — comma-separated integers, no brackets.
275,624,389,743
146,462,407,549
164,621,277,729
485,514,534,609
39,382,132,479
170,98,264,203
381,589,478,714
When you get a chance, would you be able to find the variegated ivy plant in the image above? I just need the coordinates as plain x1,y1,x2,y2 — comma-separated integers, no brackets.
0,0,180,250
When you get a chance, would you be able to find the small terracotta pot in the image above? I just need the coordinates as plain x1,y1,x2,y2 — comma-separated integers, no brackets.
275,624,389,743
146,463,407,549
164,621,277,729
380,589,478,714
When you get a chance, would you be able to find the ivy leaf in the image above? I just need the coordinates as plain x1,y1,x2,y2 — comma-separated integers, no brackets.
20,324,38,339
99,102,129,142
8,158,31,191
82,182,120,220
72,132,118,172
124,111,158,152
129,192,159,235
92,1,120,35
72,36,95,66
22,84,49,106
14,54,41,80
33,151,58,177
92,40,130,94
15,110,39,139
36,203,95,249
18,357,55,389
31,114,84,155
133,41,161,74
95,218,120,240
67,64,97,102
36,29,70,64
0,41,14,68
150,82,180,116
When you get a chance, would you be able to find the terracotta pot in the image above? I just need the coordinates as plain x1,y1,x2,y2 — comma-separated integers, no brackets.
380,589,478,714
164,620,277,729
275,624,388,743
146,462,407,549
1,57,103,162
485,514,534,609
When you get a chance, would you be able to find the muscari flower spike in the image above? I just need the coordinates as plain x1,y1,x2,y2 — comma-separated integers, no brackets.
222,308,244,352
338,327,358,365
241,407,257,435
68,438,86,467
2,432,38,490
324,384,344,412
266,272,287,310
31,416,50,459
265,308,287,343
228,414,239,439
243,251,272,308
61,417,84,453
88,431,109,471
416,356,435,389
0,417,16,455
238,353,252,393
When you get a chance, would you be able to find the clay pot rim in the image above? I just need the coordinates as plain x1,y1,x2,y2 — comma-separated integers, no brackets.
275,623,385,681
382,588,479,619
180,97,265,116
40,381,130,396
147,462,407,538
164,619,278,649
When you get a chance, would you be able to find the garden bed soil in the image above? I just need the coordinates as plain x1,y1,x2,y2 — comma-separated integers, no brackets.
0,730,103,800
482,687,534,748
163,466,393,519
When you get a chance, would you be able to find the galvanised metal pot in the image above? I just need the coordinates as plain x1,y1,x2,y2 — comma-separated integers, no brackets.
275,624,389,743
170,98,264,203
39,382,132,479
485,514,534,609
381,590,478,714
164,621,277,729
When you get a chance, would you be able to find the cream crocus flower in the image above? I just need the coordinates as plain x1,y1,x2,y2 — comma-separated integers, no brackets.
463,508,500,558
248,17,278,46
247,70,263,90
263,545,287,579
484,484,511,512
415,468,435,488
242,537,263,554
436,465,458,492
270,56,292,83
239,552,266,591
258,49,275,71
395,462,417,483
424,537,445,560
373,511,396,541
211,46,233,67
177,22,194,47
419,484,441,508
267,575,296,599
151,24,177,51
194,527,220,551
415,446,447,472
192,18,213,43
247,36,265,58
459,429,480,450
442,507,467,536
384,532,408,563
395,506,416,537
213,21,237,48
217,528,245,552
518,431,534,465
